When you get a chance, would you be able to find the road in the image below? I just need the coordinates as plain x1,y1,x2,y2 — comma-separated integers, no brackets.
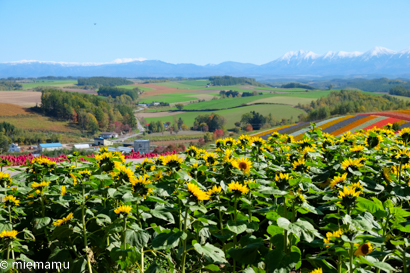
112,107,146,143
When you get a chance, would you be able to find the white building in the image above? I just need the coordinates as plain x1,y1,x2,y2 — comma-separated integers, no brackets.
100,132,119,139
8,143,21,152
73,144,90,149
94,138,113,146
39,143,63,152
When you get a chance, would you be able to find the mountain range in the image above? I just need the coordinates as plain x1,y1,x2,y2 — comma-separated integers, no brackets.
1,47,409,79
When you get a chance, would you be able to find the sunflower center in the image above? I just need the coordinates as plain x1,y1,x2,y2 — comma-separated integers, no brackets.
362,244,370,254
239,162,248,170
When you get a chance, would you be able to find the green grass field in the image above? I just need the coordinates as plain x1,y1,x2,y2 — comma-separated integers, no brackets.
21,80,77,90
117,85,155,91
145,104,304,129
140,93,218,104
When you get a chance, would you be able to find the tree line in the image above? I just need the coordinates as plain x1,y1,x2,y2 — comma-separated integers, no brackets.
209,76,265,87
97,86,139,101
281,82,316,90
0,81,23,91
77,77,133,87
219,90,262,98
40,89,137,133
297,90,410,120
389,86,410,97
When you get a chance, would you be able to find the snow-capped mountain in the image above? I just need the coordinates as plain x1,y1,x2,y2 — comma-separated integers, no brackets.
1,47,409,78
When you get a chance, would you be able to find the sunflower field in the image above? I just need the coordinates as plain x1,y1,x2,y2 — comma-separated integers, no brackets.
0,125,410,273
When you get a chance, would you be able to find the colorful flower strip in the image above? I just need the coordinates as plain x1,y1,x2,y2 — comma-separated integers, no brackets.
362,117,402,131
351,116,388,132
277,122,309,134
292,116,348,140
400,121,410,129
322,115,367,134
253,124,294,139
358,112,410,121
332,115,378,136
281,122,311,135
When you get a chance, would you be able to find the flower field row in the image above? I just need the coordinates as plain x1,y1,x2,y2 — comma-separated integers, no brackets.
0,150,179,167
259,110,410,141
0,128,410,272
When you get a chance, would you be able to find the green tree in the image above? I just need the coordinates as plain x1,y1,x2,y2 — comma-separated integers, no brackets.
175,104,184,110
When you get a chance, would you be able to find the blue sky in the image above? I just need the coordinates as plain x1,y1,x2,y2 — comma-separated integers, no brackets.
1,0,409,65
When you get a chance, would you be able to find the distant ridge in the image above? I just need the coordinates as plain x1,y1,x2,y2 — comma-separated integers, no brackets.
1,47,410,78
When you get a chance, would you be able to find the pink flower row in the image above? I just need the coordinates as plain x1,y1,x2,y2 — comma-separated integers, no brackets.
0,150,178,167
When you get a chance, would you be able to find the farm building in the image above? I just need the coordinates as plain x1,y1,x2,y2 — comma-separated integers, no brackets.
134,140,150,154
94,137,113,146
8,143,21,153
100,132,119,139
73,144,90,149
39,143,63,152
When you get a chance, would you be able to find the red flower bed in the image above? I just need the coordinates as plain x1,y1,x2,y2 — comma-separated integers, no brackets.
362,117,402,130
1,150,179,167
358,112,410,121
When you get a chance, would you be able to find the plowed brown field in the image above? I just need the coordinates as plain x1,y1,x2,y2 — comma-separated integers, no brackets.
0,91,41,107
0,103,33,116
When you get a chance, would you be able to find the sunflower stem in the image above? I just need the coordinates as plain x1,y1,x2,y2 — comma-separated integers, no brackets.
181,207,189,273
403,247,407,273
122,216,127,250
349,242,354,273
82,183,93,273
233,197,238,273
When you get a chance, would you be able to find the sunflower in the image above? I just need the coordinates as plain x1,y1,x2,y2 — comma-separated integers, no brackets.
329,173,348,189
202,153,218,166
238,134,251,145
223,148,234,162
141,158,155,172
155,155,164,165
2,195,19,206
207,185,222,196
0,230,18,239
275,173,292,182
292,158,310,172
309,269,323,273
340,157,365,170
223,137,236,147
227,182,249,195
354,243,373,256
280,134,294,144
365,134,383,150
399,127,410,143
236,157,252,175
162,154,184,171
130,176,153,198
187,182,210,201
323,228,343,246
338,185,361,199
185,146,199,157
350,145,365,153
61,186,67,196
394,148,410,164
70,173,78,186
189,163,205,177
31,181,50,189
249,137,266,148
114,205,132,215
53,212,74,226
112,164,134,183
152,170,163,181
31,157,56,166
0,172,12,184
